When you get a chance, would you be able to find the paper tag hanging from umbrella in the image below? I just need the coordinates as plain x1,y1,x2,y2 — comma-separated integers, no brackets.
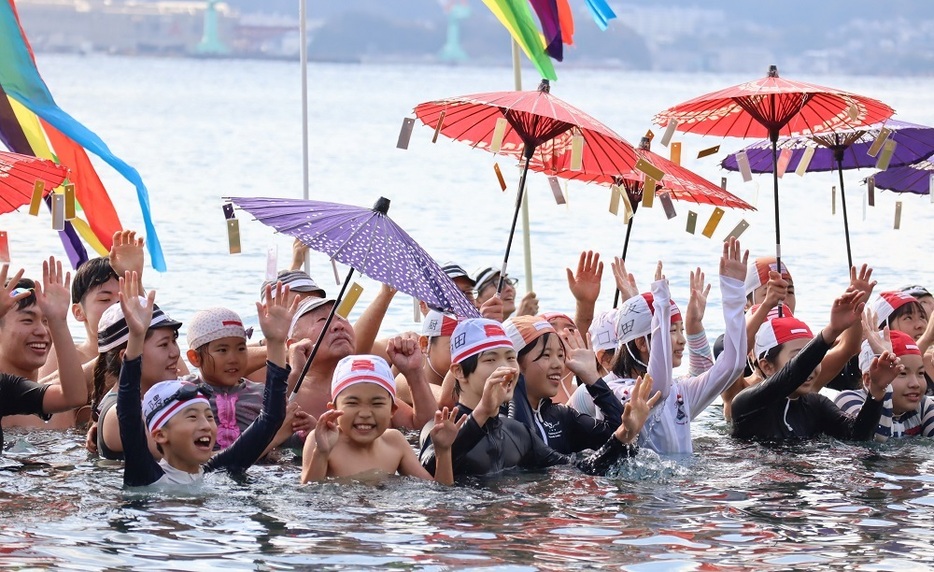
63,184,76,220
735,150,753,182
701,207,725,238
265,246,277,281
635,158,665,182
490,118,508,153
867,176,875,206
609,185,621,215
725,219,749,240
661,120,678,147
396,118,415,150
929,174,934,203
336,283,363,318
867,127,891,157
876,140,897,170
642,178,656,208
776,148,793,178
670,142,682,166
570,129,584,171
659,191,677,219
0,231,9,263
894,201,903,229
831,185,837,215
686,211,698,234
431,111,446,143
621,189,634,223
548,176,565,205
795,146,815,176
223,203,240,254
28,181,43,217
697,145,720,159
493,163,507,191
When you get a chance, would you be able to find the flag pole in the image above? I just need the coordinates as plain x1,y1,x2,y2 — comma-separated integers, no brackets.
300,0,311,275
513,40,533,293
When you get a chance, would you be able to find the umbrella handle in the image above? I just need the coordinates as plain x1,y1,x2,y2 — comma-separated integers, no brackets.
498,147,535,295
291,267,356,396
612,214,636,309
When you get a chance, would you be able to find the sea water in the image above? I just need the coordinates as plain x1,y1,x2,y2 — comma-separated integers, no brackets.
1,55,934,569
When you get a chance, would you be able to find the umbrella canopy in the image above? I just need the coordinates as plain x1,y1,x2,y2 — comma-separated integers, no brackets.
653,65,895,295
654,65,895,141
721,120,934,173
0,150,69,214
414,79,640,293
873,159,934,196
227,196,480,319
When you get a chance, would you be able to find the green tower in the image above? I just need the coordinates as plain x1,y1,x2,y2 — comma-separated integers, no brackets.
439,1,470,63
195,0,229,56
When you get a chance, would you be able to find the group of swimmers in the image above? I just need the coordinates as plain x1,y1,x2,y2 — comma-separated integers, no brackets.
1,229,932,489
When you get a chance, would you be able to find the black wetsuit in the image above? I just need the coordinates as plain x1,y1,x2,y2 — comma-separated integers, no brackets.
824,356,863,392
509,374,624,454
420,403,636,478
0,374,50,451
731,334,882,441
117,356,288,487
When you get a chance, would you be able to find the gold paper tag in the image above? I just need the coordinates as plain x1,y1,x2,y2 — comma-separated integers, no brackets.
867,176,875,206
226,219,241,254
548,176,565,205
635,158,665,182
432,110,446,143
51,193,65,231
621,188,634,223
609,185,621,215
661,120,678,147
701,207,724,238
697,145,720,159
876,140,896,170
336,282,364,318
64,184,76,220
736,150,752,182
396,117,415,150
725,219,749,240
493,163,507,191
796,146,815,176
491,117,508,154
686,211,698,234
868,127,891,157
0,231,10,263
659,191,676,219
570,131,584,171
645,129,655,141
894,201,902,230
670,142,682,166
29,181,43,216
642,177,656,208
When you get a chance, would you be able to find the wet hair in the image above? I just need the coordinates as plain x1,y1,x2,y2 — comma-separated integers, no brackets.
610,337,649,380
517,332,562,364
453,353,480,400
71,257,118,305
8,278,37,311
886,300,928,329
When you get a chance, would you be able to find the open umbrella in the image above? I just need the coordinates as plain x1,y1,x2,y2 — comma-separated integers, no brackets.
0,150,69,214
722,120,934,267
872,159,934,196
654,65,894,288
414,79,640,294
226,195,480,393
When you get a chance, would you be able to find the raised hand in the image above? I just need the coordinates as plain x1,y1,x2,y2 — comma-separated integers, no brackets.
290,405,315,435
0,264,29,320
719,236,748,282
290,238,308,271
686,267,710,325
256,281,298,344
561,327,600,385
477,366,518,416
386,335,423,378
763,271,789,310
109,230,145,279
34,256,71,323
118,271,154,338
313,409,342,457
868,351,901,399
612,257,639,300
479,294,504,322
828,288,867,339
615,373,661,444
566,250,603,304
862,307,891,356
429,407,467,451
654,261,665,283
516,291,539,317
849,264,877,298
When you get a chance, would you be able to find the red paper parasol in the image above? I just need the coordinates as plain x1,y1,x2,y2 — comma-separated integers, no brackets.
0,150,69,214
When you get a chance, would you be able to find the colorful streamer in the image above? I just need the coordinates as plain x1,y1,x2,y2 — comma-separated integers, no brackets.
584,0,616,31
0,0,165,270
482,0,557,80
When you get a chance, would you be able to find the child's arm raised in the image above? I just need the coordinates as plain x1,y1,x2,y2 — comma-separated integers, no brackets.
300,409,341,483
387,335,438,429
115,273,164,487
425,407,467,485
256,281,297,369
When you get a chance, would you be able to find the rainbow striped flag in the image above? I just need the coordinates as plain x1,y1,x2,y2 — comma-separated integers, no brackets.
0,0,166,271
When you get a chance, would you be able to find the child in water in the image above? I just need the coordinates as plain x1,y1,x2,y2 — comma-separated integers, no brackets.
117,275,293,487
731,287,887,441
300,354,461,485
420,318,658,478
